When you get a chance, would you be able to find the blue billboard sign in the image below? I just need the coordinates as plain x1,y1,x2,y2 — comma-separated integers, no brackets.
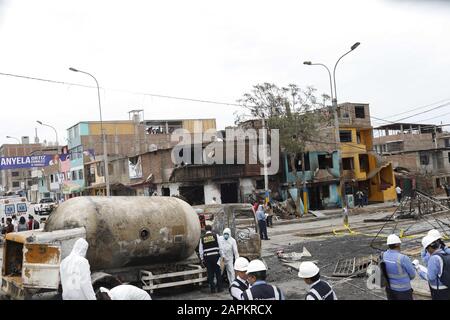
0,155,53,170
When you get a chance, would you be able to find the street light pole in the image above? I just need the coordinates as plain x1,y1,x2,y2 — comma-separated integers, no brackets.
37,120,61,200
303,42,360,211
36,121,58,146
6,136,21,144
69,67,110,196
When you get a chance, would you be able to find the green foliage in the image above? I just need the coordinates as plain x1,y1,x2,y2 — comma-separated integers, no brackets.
237,83,328,156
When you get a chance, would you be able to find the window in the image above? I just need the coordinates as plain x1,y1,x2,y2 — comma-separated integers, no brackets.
11,171,19,177
74,125,79,139
342,157,354,170
78,169,84,180
448,152,450,163
322,185,330,198
420,154,430,165
12,181,20,188
355,106,365,118
294,153,310,171
50,175,54,183
318,154,333,169
436,178,441,188
17,203,27,213
339,130,352,143
256,180,264,189
27,180,33,186
162,187,170,196
5,204,15,215
72,171,77,180
445,138,450,148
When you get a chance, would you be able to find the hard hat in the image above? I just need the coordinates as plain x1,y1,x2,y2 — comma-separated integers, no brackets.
427,229,442,240
422,234,440,250
387,234,402,245
298,261,320,279
223,228,231,235
246,259,267,274
234,257,249,271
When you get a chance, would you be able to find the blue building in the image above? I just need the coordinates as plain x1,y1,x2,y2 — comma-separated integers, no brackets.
282,151,341,211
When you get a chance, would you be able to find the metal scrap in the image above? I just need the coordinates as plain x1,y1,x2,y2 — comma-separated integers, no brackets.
276,247,311,261
332,255,374,277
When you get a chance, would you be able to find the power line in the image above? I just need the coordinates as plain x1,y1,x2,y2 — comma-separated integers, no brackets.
374,98,450,120
0,71,242,107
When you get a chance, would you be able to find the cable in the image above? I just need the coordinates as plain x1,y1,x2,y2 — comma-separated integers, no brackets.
376,98,450,120
0,71,242,107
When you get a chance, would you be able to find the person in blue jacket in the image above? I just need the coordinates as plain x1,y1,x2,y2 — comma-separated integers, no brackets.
421,229,450,265
381,234,416,300
417,234,450,300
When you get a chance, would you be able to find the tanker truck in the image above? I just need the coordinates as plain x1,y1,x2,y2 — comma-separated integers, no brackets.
1,196,205,299
1,196,262,299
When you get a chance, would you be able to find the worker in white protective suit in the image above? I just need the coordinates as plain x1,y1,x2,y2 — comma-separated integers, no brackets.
98,285,152,300
218,228,239,284
59,238,96,300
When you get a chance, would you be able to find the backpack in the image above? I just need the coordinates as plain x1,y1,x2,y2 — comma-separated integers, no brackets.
436,252,450,287
379,253,390,288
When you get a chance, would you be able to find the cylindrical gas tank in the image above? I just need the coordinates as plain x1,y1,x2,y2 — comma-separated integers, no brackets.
44,196,200,270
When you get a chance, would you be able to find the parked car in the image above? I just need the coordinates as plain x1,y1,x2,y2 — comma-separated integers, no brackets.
34,198,57,215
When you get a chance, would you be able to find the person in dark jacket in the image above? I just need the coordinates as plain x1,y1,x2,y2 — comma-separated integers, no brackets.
28,215,40,230
198,225,223,293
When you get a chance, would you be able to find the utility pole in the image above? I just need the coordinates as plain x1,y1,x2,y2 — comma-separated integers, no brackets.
303,42,360,211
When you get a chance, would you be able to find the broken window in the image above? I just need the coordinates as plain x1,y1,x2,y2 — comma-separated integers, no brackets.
386,141,404,152
255,179,264,189
339,130,352,143
359,154,369,173
161,188,170,196
294,153,310,171
322,185,330,198
342,157,354,170
355,106,365,118
318,154,333,169
420,153,430,165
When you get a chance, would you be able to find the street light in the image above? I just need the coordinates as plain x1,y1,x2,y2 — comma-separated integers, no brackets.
303,42,361,211
6,136,21,144
69,67,110,196
36,121,58,146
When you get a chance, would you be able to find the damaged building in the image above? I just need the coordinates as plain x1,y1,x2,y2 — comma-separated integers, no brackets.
374,122,450,195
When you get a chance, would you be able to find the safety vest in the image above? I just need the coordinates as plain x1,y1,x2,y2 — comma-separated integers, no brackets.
306,280,336,300
229,278,248,300
201,233,220,258
382,250,412,291
242,283,282,300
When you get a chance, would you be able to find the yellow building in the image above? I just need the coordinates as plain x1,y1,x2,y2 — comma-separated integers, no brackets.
338,103,397,203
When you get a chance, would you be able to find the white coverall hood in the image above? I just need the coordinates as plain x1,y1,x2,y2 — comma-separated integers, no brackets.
59,238,96,300
71,238,89,258
223,228,231,236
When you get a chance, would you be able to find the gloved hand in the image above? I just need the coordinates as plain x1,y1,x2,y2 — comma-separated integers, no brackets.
412,259,419,269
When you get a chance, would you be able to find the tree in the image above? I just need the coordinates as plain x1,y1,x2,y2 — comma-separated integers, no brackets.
236,83,330,215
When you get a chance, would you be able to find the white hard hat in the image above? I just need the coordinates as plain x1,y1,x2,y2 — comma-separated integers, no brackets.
234,257,249,271
298,261,320,279
223,228,231,235
387,234,402,245
427,229,442,240
422,234,440,250
246,259,267,274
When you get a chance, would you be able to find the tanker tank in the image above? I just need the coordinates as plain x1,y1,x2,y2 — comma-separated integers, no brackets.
44,196,201,270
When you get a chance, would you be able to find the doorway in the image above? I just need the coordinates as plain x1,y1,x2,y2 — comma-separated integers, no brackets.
179,185,205,205
220,183,238,203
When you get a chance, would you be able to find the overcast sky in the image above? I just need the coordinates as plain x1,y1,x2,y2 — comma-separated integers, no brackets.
0,0,449,146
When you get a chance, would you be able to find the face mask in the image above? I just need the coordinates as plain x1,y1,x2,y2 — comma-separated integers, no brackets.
224,234,229,240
